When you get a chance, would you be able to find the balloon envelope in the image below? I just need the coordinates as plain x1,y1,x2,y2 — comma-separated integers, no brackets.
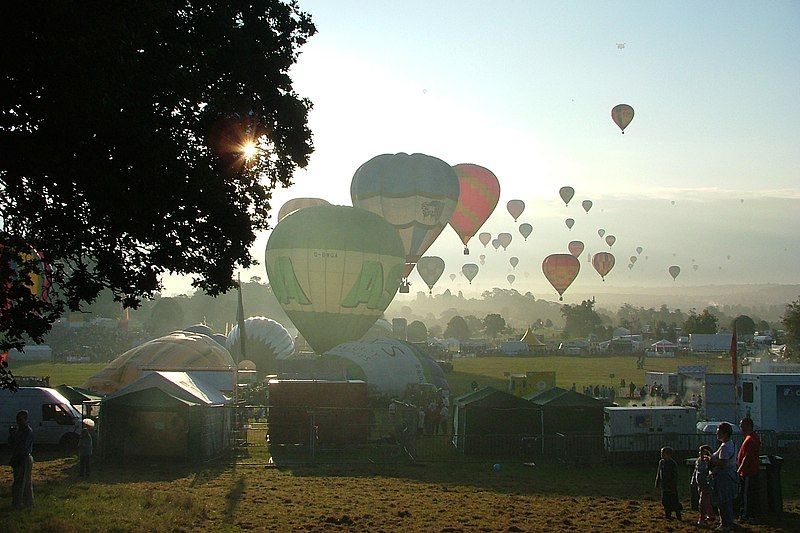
611,104,635,133
462,263,479,283
605,235,616,247
568,240,584,257
509,256,519,269
565,218,575,230
278,198,330,222
350,152,460,276
559,186,575,206
491,239,501,250
541,254,580,300
581,200,593,213
598,229,606,238
518,223,533,240
449,273,456,281
227,317,295,371
636,246,643,255
669,265,681,280
478,232,492,247
506,199,525,221
498,232,512,250
417,256,445,292
265,205,405,354
629,256,637,264
448,164,500,251
592,252,616,280
507,274,515,285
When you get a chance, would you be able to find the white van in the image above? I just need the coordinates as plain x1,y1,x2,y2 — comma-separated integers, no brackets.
0,387,82,447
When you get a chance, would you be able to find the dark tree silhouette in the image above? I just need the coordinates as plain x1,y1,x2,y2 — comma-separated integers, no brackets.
0,2,316,388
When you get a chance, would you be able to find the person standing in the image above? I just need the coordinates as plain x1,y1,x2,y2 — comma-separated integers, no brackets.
737,417,761,522
78,425,93,478
8,410,34,508
655,446,683,520
710,422,738,532
691,445,715,526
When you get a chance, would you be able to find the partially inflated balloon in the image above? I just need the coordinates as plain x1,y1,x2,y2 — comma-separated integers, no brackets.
498,232,512,250
611,104,634,134
605,235,616,247
581,200,593,213
519,223,533,240
266,205,405,354
592,252,616,281
351,152,460,285
417,256,445,294
668,265,681,280
542,254,580,301
507,199,525,221
278,198,330,222
565,218,575,230
559,186,575,206
449,164,501,254
568,240,584,257
479,232,492,247
462,263,479,283
510,257,519,269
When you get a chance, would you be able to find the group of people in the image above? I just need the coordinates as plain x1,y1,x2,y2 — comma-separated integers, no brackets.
8,409,94,510
655,417,761,531
417,400,449,436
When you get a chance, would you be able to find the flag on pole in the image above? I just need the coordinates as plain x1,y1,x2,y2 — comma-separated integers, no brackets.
729,325,738,387
236,273,247,362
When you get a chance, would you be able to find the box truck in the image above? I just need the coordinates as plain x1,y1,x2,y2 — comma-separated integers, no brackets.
604,406,697,452
0,387,82,447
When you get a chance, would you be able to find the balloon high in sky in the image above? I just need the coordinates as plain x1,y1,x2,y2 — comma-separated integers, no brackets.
448,163,500,254
611,104,635,133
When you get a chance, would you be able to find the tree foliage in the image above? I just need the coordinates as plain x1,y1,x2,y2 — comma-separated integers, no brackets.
406,320,428,343
444,316,471,341
482,313,506,338
782,296,800,356
732,315,756,336
561,299,604,339
683,309,719,335
0,2,316,387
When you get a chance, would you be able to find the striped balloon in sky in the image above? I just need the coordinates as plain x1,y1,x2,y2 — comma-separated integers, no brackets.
350,153,460,284
266,205,405,354
448,163,500,254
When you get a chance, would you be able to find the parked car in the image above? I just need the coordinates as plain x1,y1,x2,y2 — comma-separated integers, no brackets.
696,420,741,434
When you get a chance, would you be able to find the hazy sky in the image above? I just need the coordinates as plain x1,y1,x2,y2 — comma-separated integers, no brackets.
166,1,800,303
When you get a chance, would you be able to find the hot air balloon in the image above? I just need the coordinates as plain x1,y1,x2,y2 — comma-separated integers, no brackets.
519,223,533,240
462,263,479,283
350,152,460,292
598,229,606,238
693,264,699,272
668,265,681,280
635,246,643,255
479,254,486,264
629,256,637,264
227,317,295,370
568,240,584,257
507,199,525,221
611,104,634,134
509,257,519,269
449,273,457,281
627,263,633,270
265,205,405,354
491,238,501,250
581,200,593,213
498,232,512,250
417,256,446,294
592,252,616,281
277,198,330,222
448,164,501,254
479,232,492,247
565,218,575,230
507,274,516,285
542,254,580,301
3,248,51,301
605,235,616,247
559,186,575,206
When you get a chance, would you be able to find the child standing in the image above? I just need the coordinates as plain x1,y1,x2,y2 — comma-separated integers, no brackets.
655,446,683,520
692,445,714,526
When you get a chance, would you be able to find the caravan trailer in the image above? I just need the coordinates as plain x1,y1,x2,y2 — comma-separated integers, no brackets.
603,406,697,452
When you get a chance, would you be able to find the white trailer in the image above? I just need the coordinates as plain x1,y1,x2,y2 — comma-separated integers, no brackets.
740,373,800,432
703,373,738,422
604,406,698,451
